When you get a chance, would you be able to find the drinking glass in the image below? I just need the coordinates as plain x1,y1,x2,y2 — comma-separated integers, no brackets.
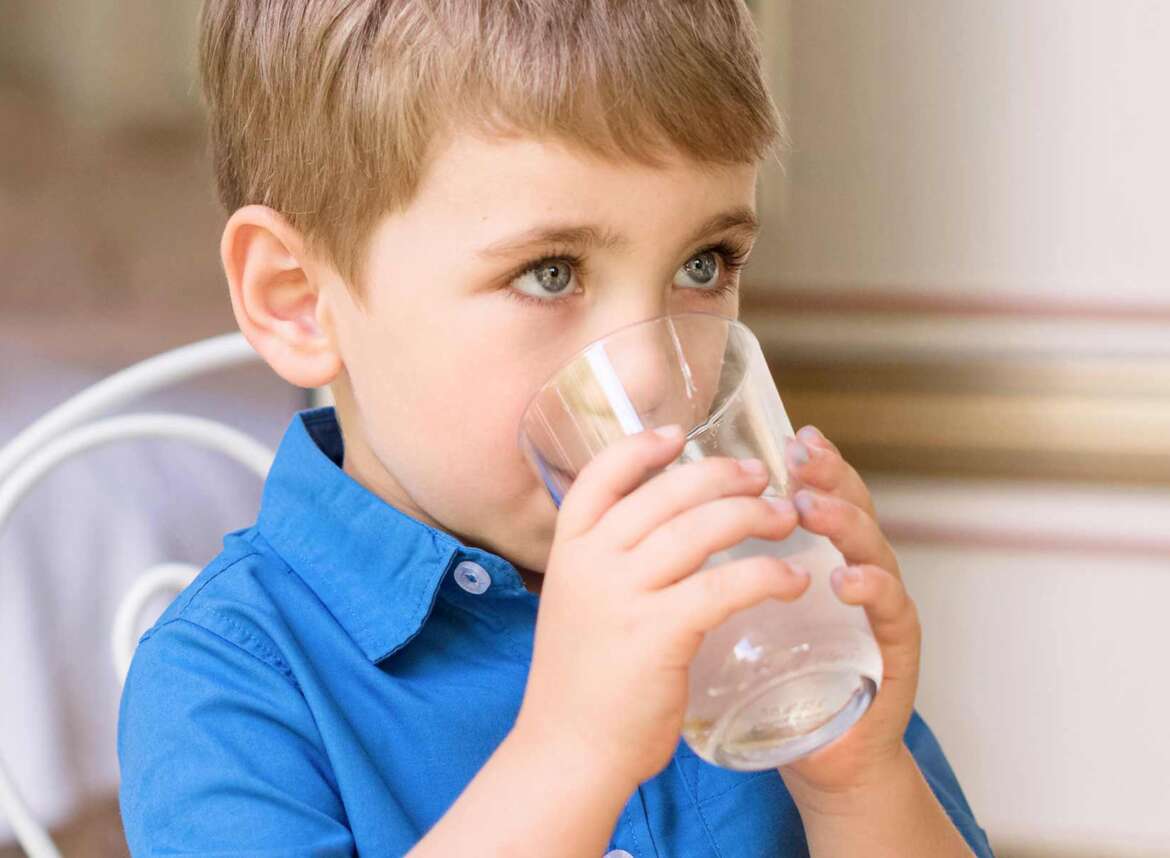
518,311,882,770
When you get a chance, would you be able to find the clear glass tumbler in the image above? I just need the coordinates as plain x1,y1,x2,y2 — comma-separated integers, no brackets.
518,311,882,770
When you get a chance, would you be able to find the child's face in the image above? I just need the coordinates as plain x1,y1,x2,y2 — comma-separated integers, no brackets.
322,130,759,576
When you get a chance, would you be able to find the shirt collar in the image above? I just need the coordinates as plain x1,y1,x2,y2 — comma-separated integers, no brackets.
256,407,530,663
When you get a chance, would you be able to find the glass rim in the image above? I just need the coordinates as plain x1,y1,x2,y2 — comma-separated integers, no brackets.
515,310,752,452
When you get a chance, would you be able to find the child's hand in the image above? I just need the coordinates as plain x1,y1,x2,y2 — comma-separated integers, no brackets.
777,425,922,803
512,425,809,792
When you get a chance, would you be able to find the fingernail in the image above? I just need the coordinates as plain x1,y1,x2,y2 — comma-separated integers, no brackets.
738,457,768,477
830,566,859,591
788,562,810,581
798,425,826,448
793,490,817,515
767,496,795,515
653,424,683,441
787,439,810,467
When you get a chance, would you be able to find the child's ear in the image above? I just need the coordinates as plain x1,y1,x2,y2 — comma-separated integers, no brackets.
220,205,342,389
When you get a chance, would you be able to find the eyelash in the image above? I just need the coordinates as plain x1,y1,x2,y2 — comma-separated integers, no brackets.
503,239,751,309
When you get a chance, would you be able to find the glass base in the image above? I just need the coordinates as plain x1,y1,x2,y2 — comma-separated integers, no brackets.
706,671,876,770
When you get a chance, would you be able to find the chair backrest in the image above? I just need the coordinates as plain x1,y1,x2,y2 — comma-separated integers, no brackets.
0,333,285,858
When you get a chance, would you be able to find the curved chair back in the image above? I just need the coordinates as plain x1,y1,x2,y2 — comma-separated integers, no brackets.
0,333,279,858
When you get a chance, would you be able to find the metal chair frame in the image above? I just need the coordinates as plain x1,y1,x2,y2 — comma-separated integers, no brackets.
0,333,281,857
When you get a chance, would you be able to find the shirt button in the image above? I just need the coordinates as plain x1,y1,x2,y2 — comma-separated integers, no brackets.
453,560,491,594
603,851,633,858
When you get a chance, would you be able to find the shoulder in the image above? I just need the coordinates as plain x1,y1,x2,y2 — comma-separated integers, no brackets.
138,526,302,684
117,531,354,855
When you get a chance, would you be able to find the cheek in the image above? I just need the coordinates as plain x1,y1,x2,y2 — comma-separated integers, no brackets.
350,296,569,505
372,344,546,492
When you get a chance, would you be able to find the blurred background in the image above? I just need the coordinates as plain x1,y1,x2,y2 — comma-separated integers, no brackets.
1,1,1167,856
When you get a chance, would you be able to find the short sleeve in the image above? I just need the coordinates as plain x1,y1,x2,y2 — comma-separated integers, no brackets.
117,614,355,857
904,711,995,857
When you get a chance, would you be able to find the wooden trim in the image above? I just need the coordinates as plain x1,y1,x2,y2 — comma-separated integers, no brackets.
743,283,1170,322
740,293,1170,486
882,518,1170,559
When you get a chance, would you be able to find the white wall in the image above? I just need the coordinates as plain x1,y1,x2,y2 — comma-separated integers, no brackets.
878,477,1170,854
750,3,1170,854
755,0,1170,307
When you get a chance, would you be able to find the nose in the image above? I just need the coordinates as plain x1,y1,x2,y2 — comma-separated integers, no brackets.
596,331,672,422
580,308,690,430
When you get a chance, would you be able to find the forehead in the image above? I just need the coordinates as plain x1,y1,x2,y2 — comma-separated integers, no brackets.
403,130,759,241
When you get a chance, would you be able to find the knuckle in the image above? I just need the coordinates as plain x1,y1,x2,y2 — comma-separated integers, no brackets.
698,568,728,603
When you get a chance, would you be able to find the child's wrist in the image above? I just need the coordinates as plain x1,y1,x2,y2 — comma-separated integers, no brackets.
781,745,975,857
781,743,915,820
506,717,641,799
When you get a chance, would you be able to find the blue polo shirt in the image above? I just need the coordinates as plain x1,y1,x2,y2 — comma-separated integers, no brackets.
118,407,994,857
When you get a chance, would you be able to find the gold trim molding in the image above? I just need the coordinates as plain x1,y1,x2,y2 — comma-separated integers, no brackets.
741,291,1170,486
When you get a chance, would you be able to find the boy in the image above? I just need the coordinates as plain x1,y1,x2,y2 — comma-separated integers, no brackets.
118,1,994,855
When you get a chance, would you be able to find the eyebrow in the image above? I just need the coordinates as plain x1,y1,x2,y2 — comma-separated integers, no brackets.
476,206,760,260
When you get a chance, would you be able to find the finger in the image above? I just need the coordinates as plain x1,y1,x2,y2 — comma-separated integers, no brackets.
798,423,841,456
554,425,686,541
829,564,920,682
793,488,900,576
595,454,771,548
632,494,799,590
786,425,876,519
662,554,811,636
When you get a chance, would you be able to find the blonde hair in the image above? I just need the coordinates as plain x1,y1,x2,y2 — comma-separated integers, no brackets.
199,0,783,295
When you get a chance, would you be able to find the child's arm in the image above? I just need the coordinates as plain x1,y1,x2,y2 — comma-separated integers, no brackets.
410,425,810,856
788,744,976,856
777,561,976,855
405,725,635,857
415,424,990,858
119,615,358,856
776,426,990,856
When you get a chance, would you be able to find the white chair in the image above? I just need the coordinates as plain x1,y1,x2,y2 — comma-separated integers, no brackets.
0,333,323,858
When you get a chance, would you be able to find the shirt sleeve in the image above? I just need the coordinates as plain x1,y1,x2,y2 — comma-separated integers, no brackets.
904,711,996,857
117,613,355,857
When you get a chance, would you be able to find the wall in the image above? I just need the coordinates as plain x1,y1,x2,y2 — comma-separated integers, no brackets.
754,0,1170,308
749,2,1170,854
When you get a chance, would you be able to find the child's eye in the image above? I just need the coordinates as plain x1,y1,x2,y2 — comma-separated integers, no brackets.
673,241,753,294
509,258,577,303
674,250,722,289
505,241,748,309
